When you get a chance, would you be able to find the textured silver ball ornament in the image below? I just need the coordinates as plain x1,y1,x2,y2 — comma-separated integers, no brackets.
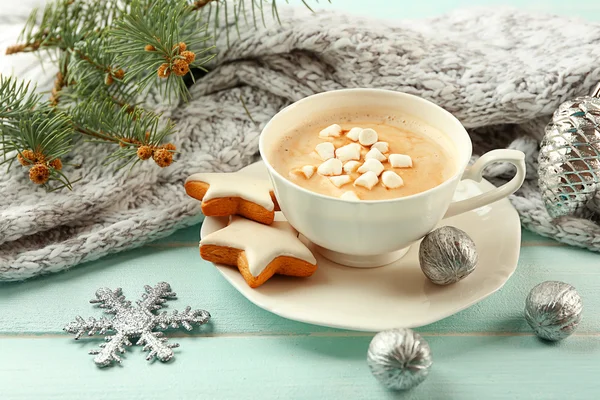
538,84,600,218
367,328,432,391
418,226,478,285
525,281,583,341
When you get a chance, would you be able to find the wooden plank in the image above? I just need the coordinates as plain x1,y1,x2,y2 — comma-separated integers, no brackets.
0,335,599,400
1,236,598,335
428,242,600,334
0,246,336,335
520,229,565,246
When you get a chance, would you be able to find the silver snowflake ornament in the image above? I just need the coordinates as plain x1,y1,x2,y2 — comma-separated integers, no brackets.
64,282,211,367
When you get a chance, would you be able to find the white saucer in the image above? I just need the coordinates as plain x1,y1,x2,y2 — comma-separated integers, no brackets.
200,162,521,331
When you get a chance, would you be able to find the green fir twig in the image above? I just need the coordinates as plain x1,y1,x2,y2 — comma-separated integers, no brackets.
111,0,214,101
1,0,321,189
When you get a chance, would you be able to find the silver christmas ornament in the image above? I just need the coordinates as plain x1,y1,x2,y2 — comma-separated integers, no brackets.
64,282,211,367
418,226,478,285
367,328,432,391
538,84,600,218
524,281,583,341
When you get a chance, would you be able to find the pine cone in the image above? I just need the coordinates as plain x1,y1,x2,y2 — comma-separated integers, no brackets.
137,145,154,160
17,149,36,166
153,148,173,167
181,51,195,64
29,163,50,185
33,152,46,163
113,69,125,79
172,59,189,77
157,63,170,78
49,159,63,171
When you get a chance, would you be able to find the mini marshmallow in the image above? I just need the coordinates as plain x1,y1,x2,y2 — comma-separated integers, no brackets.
315,142,335,161
358,128,378,146
346,127,362,141
381,171,404,189
301,165,316,179
340,191,360,201
357,159,385,176
329,175,352,188
335,143,361,163
343,160,361,173
365,148,387,162
354,171,379,190
372,141,389,153
317,158,342,176
389,154,413,168
309,151,322,161
319,124,342,138
290,165,316,179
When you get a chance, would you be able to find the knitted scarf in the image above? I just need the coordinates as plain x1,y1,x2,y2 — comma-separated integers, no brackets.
1,7,600,281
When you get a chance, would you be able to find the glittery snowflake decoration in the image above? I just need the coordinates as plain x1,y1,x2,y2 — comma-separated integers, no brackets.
64,282,211,367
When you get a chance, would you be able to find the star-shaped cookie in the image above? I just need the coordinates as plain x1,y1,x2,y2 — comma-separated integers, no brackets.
185,172,280,225
200,216,318,288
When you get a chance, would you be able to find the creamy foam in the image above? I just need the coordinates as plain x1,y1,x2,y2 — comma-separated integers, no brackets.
269,111,456,200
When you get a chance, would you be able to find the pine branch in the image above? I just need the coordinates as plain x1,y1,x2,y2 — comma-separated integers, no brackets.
111,0,215,101
50,72,66,106
2,0,324,190
0,78,74,189
1,76,176,189
0,76,42,126
0,78,73,190
201,0,294,47
8,1,131,106
71,96,176,169
196,0,317,54
61,34,135,106
8,0,126,55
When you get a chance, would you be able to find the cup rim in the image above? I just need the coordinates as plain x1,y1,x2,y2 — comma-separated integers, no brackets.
259,88,472,204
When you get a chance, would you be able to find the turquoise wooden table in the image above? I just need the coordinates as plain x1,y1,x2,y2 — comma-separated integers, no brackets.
2,1,600,399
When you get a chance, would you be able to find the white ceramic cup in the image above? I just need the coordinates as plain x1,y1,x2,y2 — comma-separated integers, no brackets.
259,89,526,268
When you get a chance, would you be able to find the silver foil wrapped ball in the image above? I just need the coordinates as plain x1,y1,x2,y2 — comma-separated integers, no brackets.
419,226,478,285
367,328,432,391
538,92,600,218
525,281,583,341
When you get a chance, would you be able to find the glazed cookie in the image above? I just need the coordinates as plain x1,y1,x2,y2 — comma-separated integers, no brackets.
185,172,280,225
200,216,318,288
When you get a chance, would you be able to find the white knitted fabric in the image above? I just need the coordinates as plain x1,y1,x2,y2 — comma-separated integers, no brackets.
2,6,600,281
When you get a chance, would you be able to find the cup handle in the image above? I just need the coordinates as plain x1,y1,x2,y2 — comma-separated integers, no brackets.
443,149,526,219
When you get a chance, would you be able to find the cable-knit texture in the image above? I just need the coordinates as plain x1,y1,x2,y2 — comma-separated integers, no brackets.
1,7,600,281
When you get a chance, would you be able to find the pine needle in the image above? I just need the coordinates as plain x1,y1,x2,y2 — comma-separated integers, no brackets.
251,0,257,28
224,0,230,48
258,0,266,28
272,0,281,24
239,93,256,124
234,0,242,38
301,0,315,12
111,0,212,100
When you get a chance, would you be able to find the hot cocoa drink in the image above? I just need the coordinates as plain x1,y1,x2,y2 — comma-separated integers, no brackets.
270,113,455,201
